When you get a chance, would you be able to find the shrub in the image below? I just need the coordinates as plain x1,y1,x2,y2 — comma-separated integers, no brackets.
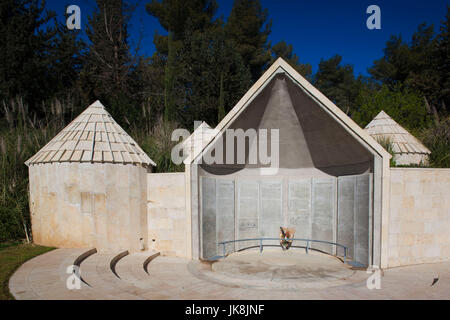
420,117,450,168
375,136,397,167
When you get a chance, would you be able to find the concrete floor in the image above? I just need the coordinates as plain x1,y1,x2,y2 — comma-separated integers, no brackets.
206,249,356,289
8,248,450,300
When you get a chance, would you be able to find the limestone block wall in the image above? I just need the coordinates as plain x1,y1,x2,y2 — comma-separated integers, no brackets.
388,168,450,267
147,172,187,257
394,153,429,166
29,162,148,253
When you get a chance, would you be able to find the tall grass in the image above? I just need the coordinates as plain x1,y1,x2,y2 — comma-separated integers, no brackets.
419,116,450,168
0,97,77,242
375,136,397,167
131,115,184,173
0,97,184,242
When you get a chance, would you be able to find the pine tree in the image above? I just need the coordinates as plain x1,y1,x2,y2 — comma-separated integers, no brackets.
164,32,177,122
180,22,251,126
146,0,251,126
369,15,449,117
269,41,312,79
84,0,134,101
218,72,225,122
225,0,272,81
437,6,450,113
314,55,359,115
0,0,55,109
48,20,85,99
146,0,219,123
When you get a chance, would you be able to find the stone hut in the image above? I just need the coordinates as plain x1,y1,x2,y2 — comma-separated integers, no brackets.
25,100,155,253
364,110,430,166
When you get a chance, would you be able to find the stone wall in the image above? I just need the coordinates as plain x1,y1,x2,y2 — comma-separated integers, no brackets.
147,172,187,257
29,162,148,253
388,168,450,267
394,153,429,166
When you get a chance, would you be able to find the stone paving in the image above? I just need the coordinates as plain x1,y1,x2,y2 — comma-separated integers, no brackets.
8,248,450,300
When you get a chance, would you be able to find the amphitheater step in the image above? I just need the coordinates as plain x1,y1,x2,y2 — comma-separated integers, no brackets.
78,251,145,299
115,252,155,287
10,248,90,300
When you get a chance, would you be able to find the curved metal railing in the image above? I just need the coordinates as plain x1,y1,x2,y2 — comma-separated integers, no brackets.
216,238,348,263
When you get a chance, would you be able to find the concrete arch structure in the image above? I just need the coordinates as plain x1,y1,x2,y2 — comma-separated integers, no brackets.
25,59,449,270
185,58,392,268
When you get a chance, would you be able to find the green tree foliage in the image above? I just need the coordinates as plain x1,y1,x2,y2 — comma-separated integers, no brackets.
147,0,218,43
0,0,53,105
369,35,413,86
146,0,220,124
218,72,225,122
146,0,251,127
375,136,397,167
0,98,72,243
314,55,360,115
369,9,450,116
84,0,134,99
367,7,449,167
132,55,166,130
1,1,449,243
225,0,272,81
180,24,252,127
82,0,147,129
420,117,450,168
436,6,450,112
269,41,312,79
0,0,83,112
353,84,430,132
49,22,85,98
163,32,177,122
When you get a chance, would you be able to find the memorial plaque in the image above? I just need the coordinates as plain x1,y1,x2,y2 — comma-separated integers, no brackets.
288,179,312,239
237,180,259,250
259,180,283,245
354,174,370,266
217,179,235,255
311,177,335,254
337,176,355,258
201,177,217,258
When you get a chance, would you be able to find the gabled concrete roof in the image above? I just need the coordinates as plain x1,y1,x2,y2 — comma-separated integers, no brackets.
187,57,391,164
364,110,430,155
25,100,156,167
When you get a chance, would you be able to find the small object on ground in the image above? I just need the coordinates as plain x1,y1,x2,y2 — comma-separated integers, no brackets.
431,277,439,286
279,227,295,250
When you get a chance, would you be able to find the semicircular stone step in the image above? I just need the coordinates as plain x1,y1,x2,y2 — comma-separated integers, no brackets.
115,252,154,287
79,252,144,300
10,248,89,300
117,253,183,299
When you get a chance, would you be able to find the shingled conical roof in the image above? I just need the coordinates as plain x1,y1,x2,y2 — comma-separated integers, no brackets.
364,110,430,155
25,100,156,167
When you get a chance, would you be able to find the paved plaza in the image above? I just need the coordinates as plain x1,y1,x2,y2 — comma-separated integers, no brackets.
8,248,450,300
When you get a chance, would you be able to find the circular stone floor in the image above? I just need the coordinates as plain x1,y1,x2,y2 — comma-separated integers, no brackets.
10,248,450,299
192,248,357,290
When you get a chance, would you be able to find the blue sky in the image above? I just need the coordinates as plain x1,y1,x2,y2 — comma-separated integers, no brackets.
45,0,449,76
